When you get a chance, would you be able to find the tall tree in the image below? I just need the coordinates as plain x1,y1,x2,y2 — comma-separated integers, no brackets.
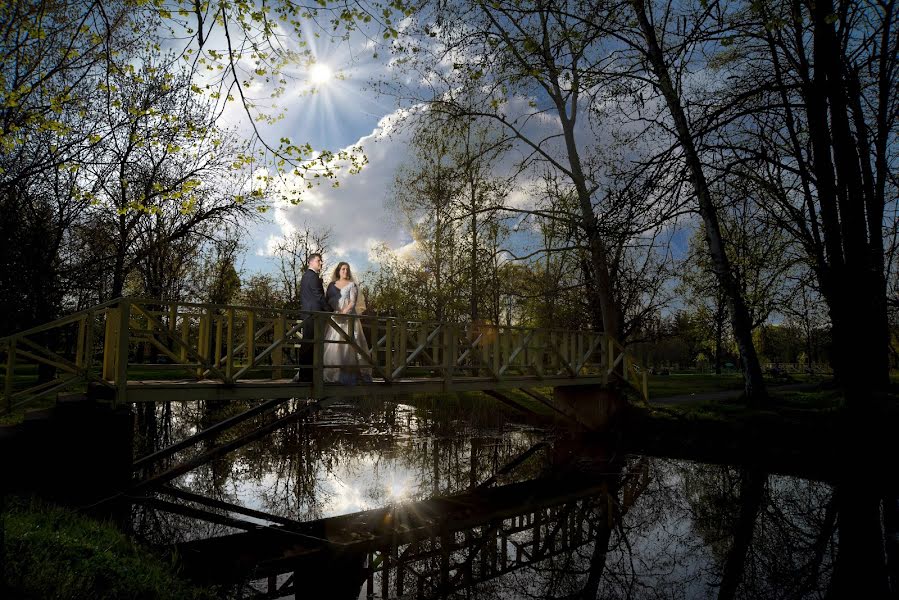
387,0,680,343
273,225,333,310
620,0,769,404
718,0,899,401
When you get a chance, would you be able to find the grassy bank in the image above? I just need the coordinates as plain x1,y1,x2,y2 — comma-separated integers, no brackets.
1,497,213,600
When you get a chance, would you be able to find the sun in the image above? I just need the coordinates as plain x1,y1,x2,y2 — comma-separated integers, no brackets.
308,63,333,85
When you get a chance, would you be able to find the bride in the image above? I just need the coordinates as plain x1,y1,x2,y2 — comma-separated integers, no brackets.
323,262,372,384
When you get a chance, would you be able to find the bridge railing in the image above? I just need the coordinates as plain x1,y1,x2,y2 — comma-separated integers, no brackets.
0,300,123,414
1,297,648,412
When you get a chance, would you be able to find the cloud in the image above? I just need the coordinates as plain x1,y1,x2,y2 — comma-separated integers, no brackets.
260,109,416,271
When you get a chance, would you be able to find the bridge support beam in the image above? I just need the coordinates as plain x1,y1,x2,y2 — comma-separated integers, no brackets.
552,384,625,430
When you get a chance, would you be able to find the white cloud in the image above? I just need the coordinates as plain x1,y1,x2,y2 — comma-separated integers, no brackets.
259,110,416,271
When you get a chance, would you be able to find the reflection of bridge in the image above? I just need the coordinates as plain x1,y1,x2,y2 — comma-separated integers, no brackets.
1,298,648,413
162,456,650,598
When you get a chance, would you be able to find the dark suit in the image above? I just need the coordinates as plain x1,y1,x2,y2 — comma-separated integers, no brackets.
297,269,327,379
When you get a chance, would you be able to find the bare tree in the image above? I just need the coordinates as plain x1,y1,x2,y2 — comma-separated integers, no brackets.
272,224,333,310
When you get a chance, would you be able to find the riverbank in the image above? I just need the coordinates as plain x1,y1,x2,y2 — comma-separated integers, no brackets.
622,385,899,484
1,496,214,599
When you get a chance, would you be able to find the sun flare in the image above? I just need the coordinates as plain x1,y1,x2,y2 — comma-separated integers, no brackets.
309,63,333,85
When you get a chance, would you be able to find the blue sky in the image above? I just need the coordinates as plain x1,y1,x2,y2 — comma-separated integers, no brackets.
216,21,695,287
220,31,412,278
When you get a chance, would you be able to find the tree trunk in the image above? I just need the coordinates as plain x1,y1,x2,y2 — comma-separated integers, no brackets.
631,0,767,405
803,0,890,398
112,213,127,299
470,190,479,323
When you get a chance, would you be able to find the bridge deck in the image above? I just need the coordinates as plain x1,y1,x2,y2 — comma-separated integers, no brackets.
121,375,607,402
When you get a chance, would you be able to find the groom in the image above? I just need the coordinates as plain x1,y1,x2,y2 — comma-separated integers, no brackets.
294,252,328,382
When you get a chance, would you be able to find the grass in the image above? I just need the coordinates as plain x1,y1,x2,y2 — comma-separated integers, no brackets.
646,371,830,399
1,496,215,599
647,373,746,398
638,386,853,426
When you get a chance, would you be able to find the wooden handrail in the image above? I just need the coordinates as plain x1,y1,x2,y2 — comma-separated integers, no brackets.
1,297,650,414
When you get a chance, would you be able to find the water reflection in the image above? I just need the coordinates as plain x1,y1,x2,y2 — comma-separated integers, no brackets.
128,397,894,598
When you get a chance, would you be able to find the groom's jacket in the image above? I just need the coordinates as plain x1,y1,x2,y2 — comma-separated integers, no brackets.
300,269,328,312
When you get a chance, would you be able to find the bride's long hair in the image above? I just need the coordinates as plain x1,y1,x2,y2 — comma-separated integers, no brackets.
331,261,353,283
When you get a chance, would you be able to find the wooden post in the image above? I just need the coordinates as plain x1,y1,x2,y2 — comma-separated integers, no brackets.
384,320,394,378
451,325,459,375
4,338,16,412
602,336,612,384
83,310,95,376
272,314,284,380
493,327,501,377
421,326,431,370
214,316,223,371
430,323,440,371
608,337,615,372
75,315,86,367
369,318,378,367
502,329,511,374
102,307,118,381
196,310,209,379
442,325,453,391
169,304,178,337
577,331,590,370
225,308,235,382
557,331,566,372
179,313,189,363
115,300,130,408
246,310,256,368
522,330,529,373
398,321,407,376
642,370,649,402
313,313,324,397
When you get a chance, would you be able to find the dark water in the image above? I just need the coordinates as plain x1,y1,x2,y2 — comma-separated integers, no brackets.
128,397,894,599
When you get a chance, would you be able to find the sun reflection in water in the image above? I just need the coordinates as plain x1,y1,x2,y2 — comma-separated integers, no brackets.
386,474,413,503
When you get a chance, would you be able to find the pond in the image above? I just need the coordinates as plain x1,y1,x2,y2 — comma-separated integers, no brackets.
127,396,892,599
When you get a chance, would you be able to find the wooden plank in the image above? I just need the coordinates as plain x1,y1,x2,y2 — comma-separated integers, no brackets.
122,375,610,403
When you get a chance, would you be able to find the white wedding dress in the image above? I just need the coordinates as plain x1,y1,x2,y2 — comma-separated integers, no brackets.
322,282,373,384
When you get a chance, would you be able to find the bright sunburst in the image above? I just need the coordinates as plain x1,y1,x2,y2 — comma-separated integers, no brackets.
308,63,333,85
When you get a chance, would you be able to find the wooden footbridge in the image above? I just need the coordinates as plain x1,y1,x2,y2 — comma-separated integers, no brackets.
1,298,648,414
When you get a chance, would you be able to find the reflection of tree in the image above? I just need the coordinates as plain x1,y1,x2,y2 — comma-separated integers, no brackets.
133,395,549,542
681,462,838,598
829,480,891,599
130,401,875,598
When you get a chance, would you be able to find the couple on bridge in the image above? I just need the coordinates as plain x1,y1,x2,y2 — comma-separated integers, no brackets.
293,252,372,385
